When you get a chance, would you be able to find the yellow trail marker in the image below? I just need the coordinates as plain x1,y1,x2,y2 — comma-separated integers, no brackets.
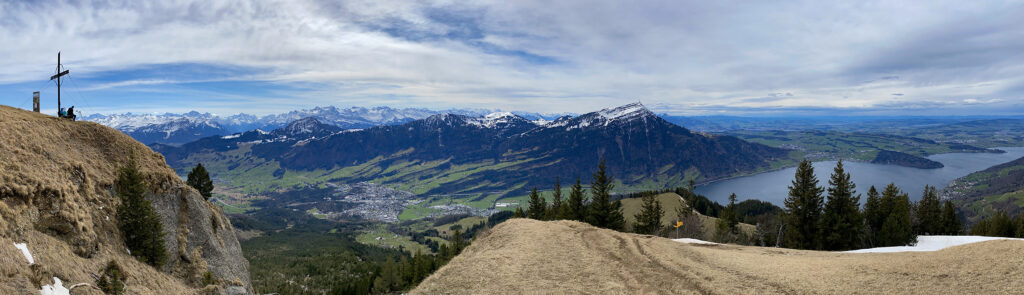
674,221,684,228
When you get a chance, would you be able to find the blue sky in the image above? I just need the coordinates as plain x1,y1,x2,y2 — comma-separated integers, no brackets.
0,0,1022,116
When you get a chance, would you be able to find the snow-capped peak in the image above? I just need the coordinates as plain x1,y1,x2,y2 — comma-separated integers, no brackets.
597,102,652,121
553,102,655,130
484,112,515,120
467,112,533,129
280,117,322,134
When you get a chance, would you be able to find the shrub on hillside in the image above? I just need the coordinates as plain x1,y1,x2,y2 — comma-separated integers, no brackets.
97,260,126,295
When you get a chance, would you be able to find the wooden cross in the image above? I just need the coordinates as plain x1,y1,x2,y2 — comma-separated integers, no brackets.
49,52,70,114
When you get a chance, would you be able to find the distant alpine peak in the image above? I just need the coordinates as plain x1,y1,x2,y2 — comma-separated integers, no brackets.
468,112,533,129
273,117,340,136
283,117,323,132
484,112,516,120
597,101,652,120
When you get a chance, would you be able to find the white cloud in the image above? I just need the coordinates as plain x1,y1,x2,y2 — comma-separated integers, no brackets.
0,0,1022,115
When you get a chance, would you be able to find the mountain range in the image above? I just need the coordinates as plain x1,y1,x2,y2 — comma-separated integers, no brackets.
85,106,570,145
153,102,790,197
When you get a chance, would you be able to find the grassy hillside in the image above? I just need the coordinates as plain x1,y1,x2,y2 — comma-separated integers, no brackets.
619,193,757,240
413,219,1024,294
943,156,1024,223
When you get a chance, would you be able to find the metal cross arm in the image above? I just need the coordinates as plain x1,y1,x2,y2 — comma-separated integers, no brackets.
50,69,69,81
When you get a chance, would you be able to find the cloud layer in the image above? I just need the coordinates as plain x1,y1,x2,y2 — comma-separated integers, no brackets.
1,0,1022,115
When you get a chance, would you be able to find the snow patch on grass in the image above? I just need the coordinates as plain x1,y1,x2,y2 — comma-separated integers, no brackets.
672,238,719,245
40,277,70,295
13,242,33,264
847,236,1024,253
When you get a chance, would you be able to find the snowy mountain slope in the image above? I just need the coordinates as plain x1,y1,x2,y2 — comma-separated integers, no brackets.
84,106,567,145
126,117,230,145
82,110,218,132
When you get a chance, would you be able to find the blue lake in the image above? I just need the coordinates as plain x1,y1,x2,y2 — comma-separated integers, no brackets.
694,147,1024,206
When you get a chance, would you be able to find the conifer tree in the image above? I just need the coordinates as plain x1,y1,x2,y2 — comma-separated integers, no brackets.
939,200,961,235
724,193,739,230
549,177,564,220
97,261,126,295
527,187,547,220
914,185,942,235
971,211,1015,237
633,192,664,235
862,186,883,246
412,249,425,282
567,177,587,221
820,160,863,251
116,157,168,267
438,244,450,261
186,163,214,200
587,159,625,231
1015,214,1024,238
608,200,626,231
513,206,526,218
877,183,915,246
714,193,740,243
783,159,824,250
450,228,465,257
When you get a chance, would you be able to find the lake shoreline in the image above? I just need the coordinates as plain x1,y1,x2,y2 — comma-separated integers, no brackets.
696,147,1024,206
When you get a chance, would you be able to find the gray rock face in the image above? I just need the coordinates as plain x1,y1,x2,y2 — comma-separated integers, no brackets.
148,182,253,294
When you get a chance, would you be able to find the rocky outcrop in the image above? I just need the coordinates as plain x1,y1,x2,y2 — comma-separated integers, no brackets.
0,105,251,294
149,182,251,295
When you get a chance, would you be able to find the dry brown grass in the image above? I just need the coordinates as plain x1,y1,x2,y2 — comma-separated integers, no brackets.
0,105,227,293
413,218,1024,294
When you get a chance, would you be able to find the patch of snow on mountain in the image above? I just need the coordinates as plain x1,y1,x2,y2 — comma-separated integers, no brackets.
13,242,33,264
846,236,1023,253
221,134,241,139
567,119,592,130
672,238,720,245
39,277,70,295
